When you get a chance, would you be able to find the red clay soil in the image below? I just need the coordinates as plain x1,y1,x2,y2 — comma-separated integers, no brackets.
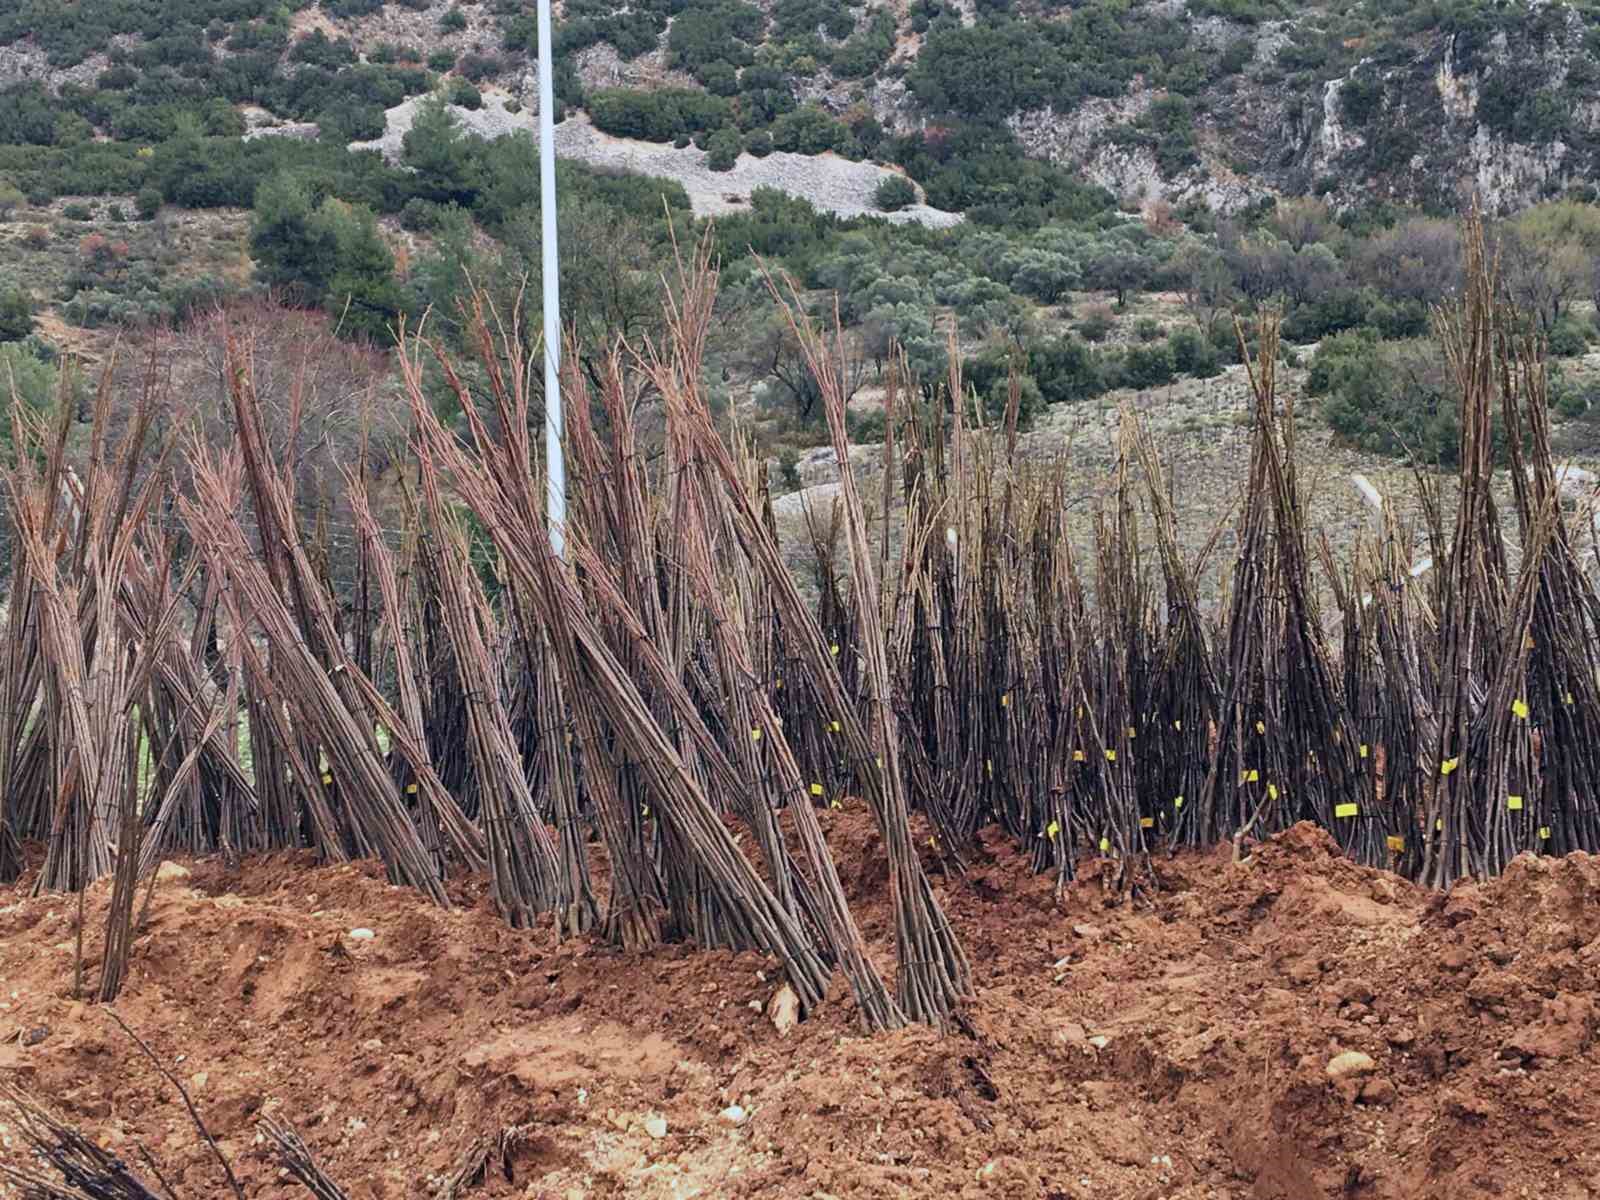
3,814,1600,1199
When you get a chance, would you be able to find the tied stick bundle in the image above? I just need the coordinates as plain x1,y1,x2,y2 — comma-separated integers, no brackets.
6,212,1600,1036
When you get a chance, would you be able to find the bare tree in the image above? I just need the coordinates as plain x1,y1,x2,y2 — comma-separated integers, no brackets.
1171,243,1237,339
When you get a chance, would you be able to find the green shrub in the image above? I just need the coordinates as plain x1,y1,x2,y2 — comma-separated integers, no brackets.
440,7,469,33
428,50,458,73
0,280,33,342
705,128,742,171
1310,329,1460,464
1547,312,1590,358
1076,306,1114,343
1170,327,1220,377
400,197,446,231
1552,369,1594,419
450,81,484,110
1134,316,1163,342
1123,340,1175,389
135,188,162,219
588,88,730,141
745,130,773,157
0,341,58,454
874,175,917,212
62,202,93,221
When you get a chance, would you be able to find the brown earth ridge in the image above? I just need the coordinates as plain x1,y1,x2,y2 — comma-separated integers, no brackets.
3,814,1598,1199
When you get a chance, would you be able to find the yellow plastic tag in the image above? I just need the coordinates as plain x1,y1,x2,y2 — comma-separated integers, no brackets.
1105,749,1116,762
776,678,783,691
405,783,418,795
1513,699,1530,720
1241,769,1259,784
1508,795,1524,810
751,728,762,741
830,644,839,656
1255,720,1266,735
1440,757,1460,776
1046,820,1060,838
1566,692,1575,706
1140,816,1154,829
1173,719,1182,731
1127,726,1136,739
321,772,333,785
1386,835,1405,852
1267,783,1279,801
810,783,824,796
875,755,882,767
830,720,841,733
1435,817,1443,831
1525,634,1536,651
1098,837,1110,852
1073,749,1085,762
641,805,650,817
1001,693,1011,708
830,799,842,810
1334,802,1359,819
985,759,993,777
1539,826,1551,839
1174,795,1184,808
1359,744,1369,759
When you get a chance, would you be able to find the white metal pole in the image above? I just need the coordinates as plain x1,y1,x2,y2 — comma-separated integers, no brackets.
536,0,565,559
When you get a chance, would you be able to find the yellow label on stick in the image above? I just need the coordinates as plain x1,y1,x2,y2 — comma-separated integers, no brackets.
1046,820,1060,838
321,772,333,785
1513,699,1530,720
751,728,762,741
1001,693,1010,708
1073,749,1085,762
830,720,841,733
1440,757,1459,776
1435,817,1443,831
405,783,418,795
1567,692,1575,706
1105,749,1117,762
1127,726,1136,739
1174,719,1182,731
1540,826,1551,839
1140,817,1154,829
1267,783,1279,801
1255,721,1266,735
1099,837,1110,852
1508,795,1524,810
1335,802,1359,819
1174,795,1184,808
1386,835,1405,852
1241,769,1259,784
986,759,993,777
1360,744,1369,759
810,783,824,796
830,644,839,656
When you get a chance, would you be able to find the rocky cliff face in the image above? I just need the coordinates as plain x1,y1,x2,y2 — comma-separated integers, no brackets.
5,0,1596,219
1004,1,1598,216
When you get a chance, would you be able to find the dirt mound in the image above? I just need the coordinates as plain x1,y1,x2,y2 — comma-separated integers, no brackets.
4,819,1600,1198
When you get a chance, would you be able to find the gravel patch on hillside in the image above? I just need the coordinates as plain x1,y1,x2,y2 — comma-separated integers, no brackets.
350,94,963,228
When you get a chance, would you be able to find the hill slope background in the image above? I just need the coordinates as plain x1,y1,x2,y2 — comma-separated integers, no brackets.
4,0,1600,509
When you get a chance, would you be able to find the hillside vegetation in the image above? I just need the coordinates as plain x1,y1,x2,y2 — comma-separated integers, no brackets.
5,0,1600,474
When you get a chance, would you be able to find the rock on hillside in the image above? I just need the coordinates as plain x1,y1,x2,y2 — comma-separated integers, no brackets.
1008,2,1600,215
351,94,962,228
